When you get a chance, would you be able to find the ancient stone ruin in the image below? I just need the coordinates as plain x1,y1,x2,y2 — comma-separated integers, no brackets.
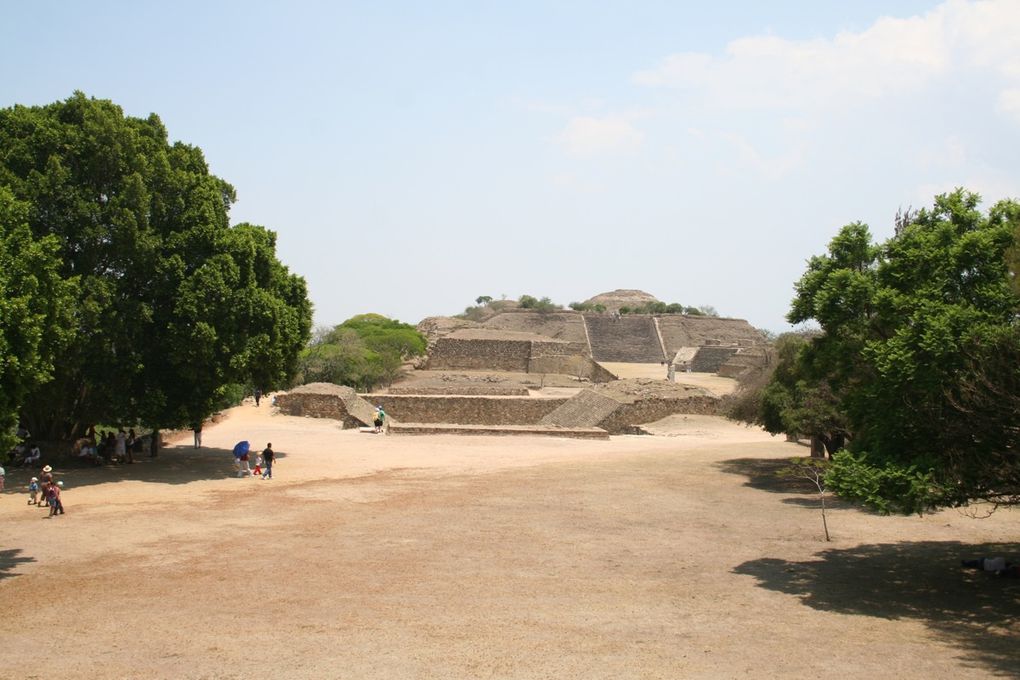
276,290,768,437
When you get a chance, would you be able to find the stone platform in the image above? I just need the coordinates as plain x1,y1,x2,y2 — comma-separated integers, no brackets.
387,423,610,439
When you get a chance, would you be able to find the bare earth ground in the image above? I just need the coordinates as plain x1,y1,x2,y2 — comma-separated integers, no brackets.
2,399,1017,679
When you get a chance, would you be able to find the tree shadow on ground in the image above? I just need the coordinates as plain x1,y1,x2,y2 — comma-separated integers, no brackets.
1,445,290,492
0,549,36,581
734,541,1020,677
716,456,822,494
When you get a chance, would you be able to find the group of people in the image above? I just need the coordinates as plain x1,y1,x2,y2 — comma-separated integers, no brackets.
74,426,154,465
235,442,275,479
25,464,65,517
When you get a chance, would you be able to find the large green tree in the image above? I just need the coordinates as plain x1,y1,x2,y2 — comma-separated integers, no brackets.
785,190,1019,513
0,188,76,452
0,92,312,437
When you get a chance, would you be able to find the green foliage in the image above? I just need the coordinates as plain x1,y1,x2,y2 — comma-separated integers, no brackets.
826,451,942,515
784,189,1020,513
475,295,493,305
614,301,711,315
0,92,312,436
518,295,561,312
339,314,427,359
0,188,77,452
727,331,848,454
297,315,426,391
568,301,607,312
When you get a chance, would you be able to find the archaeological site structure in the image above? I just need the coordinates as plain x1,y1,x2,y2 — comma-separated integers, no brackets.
277,290,768,438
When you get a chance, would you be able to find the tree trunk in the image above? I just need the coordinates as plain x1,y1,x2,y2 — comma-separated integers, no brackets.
810,436,826,458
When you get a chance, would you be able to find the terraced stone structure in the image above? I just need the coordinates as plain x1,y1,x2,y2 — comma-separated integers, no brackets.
277,290,762,439
418,290,764,374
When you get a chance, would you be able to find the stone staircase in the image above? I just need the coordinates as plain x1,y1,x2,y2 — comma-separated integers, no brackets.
583,315,667,363
539,389,623,428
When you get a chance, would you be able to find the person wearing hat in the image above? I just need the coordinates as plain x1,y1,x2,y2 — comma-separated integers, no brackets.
28,477,40,505
39,465,54,511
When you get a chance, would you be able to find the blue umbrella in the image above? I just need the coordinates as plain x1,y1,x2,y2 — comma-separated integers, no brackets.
232,441,250,458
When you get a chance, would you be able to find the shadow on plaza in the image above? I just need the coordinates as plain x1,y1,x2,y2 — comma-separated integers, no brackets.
716,456,860,510
1,444,289,492
0,548,36,581
734,541,1020,677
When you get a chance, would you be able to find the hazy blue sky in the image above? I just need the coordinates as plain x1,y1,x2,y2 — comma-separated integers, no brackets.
3,1,1018,332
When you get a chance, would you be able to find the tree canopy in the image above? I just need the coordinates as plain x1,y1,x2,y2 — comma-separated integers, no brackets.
779,190,1020,513
0,92,312,439
296,314,426,391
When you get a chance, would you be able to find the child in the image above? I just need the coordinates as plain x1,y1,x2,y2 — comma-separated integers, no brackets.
46,481,64,517
252,454,263,478
28,477,40,505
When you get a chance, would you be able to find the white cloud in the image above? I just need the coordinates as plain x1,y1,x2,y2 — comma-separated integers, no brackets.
554,116,644,156
633,0,1020,113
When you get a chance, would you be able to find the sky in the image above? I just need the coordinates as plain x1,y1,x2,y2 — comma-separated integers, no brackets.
2,0,1018,333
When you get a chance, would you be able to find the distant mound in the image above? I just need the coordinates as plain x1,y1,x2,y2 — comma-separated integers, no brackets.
584,289,660,311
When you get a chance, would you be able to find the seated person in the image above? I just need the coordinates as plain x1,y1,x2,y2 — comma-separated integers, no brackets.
22,443,41,466
73,438,101,464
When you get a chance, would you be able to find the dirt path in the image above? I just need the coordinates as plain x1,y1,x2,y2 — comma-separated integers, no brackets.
1,402,1016,679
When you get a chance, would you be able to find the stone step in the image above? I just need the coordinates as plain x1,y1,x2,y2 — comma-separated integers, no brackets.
387,423,610,439
583,315,666,363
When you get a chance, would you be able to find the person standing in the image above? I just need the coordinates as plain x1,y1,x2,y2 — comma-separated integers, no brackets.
261,443,275,479
39,465,54,508
254,388,262,407
192,423,202,449
115,429,128,463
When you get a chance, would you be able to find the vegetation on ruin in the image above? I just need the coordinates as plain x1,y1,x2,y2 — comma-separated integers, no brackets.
616,302,717,316
744,190,1020,514
517,294,562,312
0,92,312,449
297,314,426,391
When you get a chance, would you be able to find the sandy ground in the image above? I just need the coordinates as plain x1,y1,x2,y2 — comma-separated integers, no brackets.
1,399,1017,679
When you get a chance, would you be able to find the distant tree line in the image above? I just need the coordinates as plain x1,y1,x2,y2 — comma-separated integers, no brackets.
729,190,1020,514
462,295,720,317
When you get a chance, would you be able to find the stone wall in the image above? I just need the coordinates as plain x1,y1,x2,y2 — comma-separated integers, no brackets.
599,396,720,433
717,347,770,379
387,384,530,396
425,337,532,371
274,385,372,429
359,394,567,425
480,310,589,344
690,346,740,372
657,315,763,356
528,342,616,383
